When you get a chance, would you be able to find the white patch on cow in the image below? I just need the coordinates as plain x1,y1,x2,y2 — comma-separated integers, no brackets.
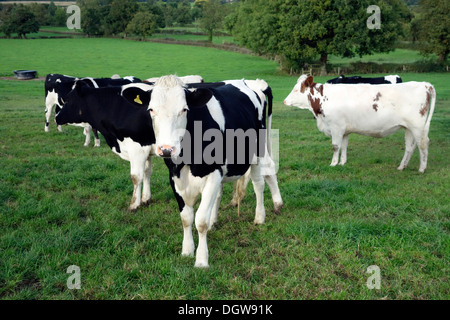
384,75,400,84
56,78,61,83
81,77,99,88
225,80,264,121
123,76,135,82
112,137,154,210
149,75,188,158
121,82,154,94
179,75,204,84
206,96,225,131
45,89,61,132
145,75,203,84
174,166,223,267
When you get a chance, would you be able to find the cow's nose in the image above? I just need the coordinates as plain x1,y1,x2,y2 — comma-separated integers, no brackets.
157,145,175,158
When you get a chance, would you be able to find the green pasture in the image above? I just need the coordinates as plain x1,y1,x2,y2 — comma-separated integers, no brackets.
0,38,449,300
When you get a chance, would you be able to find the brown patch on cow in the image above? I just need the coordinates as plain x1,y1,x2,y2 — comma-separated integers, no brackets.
374,92,382,102
131,174,138,186
317,84,324,96
301,75,315,93
310,83,324,96
372,104,378,112
308,95,323,116
420,89,431,116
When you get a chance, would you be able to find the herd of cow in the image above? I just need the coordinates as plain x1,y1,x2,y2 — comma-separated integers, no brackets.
44,72,435,268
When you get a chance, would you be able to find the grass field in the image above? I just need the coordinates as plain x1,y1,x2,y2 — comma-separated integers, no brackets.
0,38,449,300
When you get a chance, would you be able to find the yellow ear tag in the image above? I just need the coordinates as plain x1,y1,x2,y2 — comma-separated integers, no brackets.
134,95,143,104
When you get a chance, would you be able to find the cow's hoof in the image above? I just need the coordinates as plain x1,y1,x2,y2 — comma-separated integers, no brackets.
45,127,50,132
274,202,283,215
141,199,151,207
127,206,138,213
194,261,209,268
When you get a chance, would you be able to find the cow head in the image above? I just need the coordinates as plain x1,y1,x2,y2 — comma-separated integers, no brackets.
283,75,316,110
122,75,211,159
55,80,89,126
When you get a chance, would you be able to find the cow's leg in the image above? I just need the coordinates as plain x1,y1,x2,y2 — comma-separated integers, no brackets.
398,129,417,171
93,129,101,147
45,94,56,132
45,104,52,132
83,126,91,147
208,182,223,230
260,148,283,214
330,132,344,166
339,134,349,165
194,170,222,268
229,170,250,212
416,130,429,173
180,205,195,257
141,157,152,206
55,105,63,132
250,163,266,225
264,174,283,214
128,153,147,211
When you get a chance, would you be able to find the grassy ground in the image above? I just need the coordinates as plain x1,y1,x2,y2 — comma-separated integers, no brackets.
0,38,449,300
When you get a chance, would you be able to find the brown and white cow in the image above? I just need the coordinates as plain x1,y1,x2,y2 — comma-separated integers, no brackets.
284,75,436,172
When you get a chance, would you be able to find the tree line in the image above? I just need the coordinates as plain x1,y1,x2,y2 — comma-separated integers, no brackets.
0,0,448,72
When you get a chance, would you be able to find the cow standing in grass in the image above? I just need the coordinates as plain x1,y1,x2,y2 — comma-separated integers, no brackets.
44,74,141,147
123,75,283,268
55,81,155,211
284,75,435,172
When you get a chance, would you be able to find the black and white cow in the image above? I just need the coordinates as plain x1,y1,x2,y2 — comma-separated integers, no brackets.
122,75,283,268
55,81,155,211
186,79,275,210
326,74,402,84
44,73,141,146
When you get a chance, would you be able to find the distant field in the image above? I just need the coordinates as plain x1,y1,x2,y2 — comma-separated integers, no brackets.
328,48,434,65
0,38,448,300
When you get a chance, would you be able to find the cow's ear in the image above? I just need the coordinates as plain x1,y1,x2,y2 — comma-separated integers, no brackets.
185,88,212,109
122,87,152,107
305,75,314,87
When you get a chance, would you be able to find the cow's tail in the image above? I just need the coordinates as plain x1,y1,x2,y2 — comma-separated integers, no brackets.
422,84,436,149
262,84,273,158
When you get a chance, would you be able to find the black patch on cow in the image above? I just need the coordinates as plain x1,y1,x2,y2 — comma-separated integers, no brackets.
122,87,152,108
171,83,265,180
55,84,155,153
326,75,402,84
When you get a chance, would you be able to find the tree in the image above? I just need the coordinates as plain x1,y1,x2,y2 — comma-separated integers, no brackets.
231,0,412,73
1,4,40,38
77,0,110,36
126,11,157,40
107,0,138,36
175,1,194,26
145,1,166,29
416,0,449,62
198,0,223,42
